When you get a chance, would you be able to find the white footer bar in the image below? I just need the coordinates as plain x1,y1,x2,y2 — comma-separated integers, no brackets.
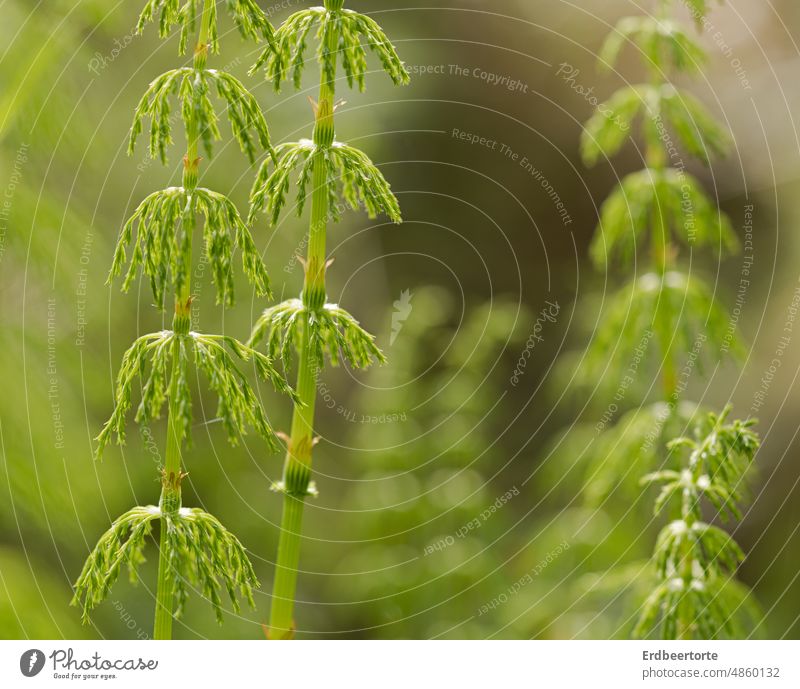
0,640,797,687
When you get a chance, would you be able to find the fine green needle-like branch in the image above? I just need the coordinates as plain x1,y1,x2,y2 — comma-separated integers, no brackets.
129,66,273,164
138,0,274,55
588,168,737,265
576,271,743,390
72,504,259,626
248,139,402,227
110,185,271,308
251,5,409,91
72,506,161,623
634,576,743,640
95,329,294,457
193,332,299,449
249,297,387,371
599,16,707,74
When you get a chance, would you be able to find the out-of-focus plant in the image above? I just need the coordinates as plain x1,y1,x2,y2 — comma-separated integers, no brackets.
325,291,534,639
579,0,738,484
237,286,545,639
72,0,292,640
574,0,759,638
247,0,409,638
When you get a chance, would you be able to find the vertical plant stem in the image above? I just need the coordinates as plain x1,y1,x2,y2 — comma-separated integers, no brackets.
152,0,212,640
675,419,715,639
651,197,677,401
676,454,702,639
645,2,677,403
269,47,337,640
676,513,697,639
153,349,185,639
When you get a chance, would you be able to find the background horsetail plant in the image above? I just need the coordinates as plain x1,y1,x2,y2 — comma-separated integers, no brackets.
579,0,760,637
71,0,294,640
247,0,409,638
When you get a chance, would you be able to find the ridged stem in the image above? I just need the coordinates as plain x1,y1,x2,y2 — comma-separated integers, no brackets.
153,342,185,639
654,0,686,637
268,25,338,640
152,0,212,640
645,2,677,403
675,417,713,639
651,197,677,401
676,479,700,639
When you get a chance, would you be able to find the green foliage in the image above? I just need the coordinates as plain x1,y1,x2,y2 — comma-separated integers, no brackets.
655,409,760,520
167,507,259,623
581,0,735,278
72,505,259,625
582,84,730,167
110,185,270,309
137,0,274,55
659,88,731,163
251,5,409,92
249,139,402,226
96,331,184,456
193,333,296,449
683,411,760,484
72,506,160,623
635,408,760,639
581,402,701,506
684,0,721,26
581,85,648,165
95,330,293,458
577,271,741,387
652,520,743,578
634,574,746,639
249,298,386,371
599,16,706,74
589,168,736,266
129,67,272,164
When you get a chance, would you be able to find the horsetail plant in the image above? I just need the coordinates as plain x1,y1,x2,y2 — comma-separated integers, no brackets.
247,0,409,638
576,0,740,494
578,0,760,637
72,0,292,640
636,407,760,638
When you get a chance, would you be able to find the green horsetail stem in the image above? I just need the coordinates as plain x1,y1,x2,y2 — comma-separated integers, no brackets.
247,0,408,638
268,37,337,642
152,1,212,639
73,0,284,640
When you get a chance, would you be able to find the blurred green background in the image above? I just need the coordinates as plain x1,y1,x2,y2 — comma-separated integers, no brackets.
1,0,799,639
